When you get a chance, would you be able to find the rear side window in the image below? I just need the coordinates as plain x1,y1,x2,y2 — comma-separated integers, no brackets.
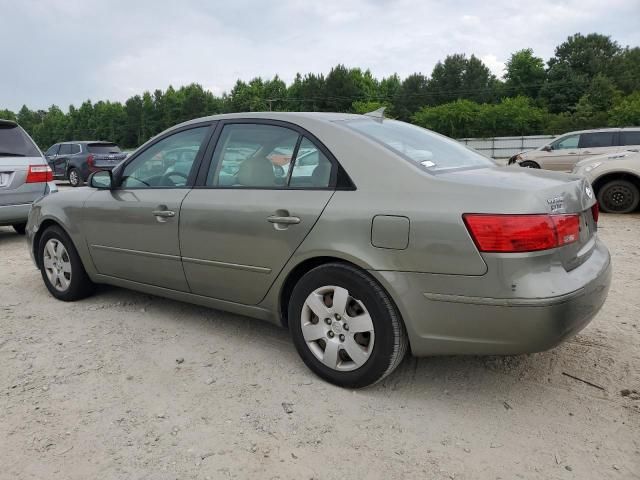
579,132,615,149
290,137,332,188
88,143,121,154
59,144,72,155
0,124,40,157
71,144,81,154
620,131,640,146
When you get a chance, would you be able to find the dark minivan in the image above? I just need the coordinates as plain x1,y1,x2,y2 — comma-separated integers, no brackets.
44,141,127,187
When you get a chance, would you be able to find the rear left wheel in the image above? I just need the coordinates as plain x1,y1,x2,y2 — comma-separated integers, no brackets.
289,263,408,388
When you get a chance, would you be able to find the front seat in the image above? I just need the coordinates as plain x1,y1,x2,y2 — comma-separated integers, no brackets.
311,161,331,187
236,156,276,187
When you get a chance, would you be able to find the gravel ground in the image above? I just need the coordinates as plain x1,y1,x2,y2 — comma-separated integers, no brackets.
1,213,639,480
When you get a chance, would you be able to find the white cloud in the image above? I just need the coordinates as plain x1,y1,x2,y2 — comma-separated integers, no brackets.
0,0,638,110
481,55,506,79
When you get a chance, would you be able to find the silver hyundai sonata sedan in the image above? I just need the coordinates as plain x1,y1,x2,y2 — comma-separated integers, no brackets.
26,112,611,388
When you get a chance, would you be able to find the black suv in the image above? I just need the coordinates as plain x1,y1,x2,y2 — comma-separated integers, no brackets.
44,141,127,187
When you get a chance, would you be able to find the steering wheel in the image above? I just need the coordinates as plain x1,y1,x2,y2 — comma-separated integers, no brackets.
160,171,189,186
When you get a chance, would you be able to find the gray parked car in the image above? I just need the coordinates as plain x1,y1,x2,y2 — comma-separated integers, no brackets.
0,119,57,234
26,112,611,387
44,141,126,187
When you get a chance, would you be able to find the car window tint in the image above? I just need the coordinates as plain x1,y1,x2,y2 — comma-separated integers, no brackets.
580,132,615,149
289,137,332,188
58,144,72,155
45,144,60,156
620,131,640,146
0,124,40,157
71,144,81,154
552,134,580,150
121,127,208,188
207,124,300,188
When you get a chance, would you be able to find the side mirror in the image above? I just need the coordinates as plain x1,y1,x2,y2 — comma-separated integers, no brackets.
89,170,113,189
542,145,552,152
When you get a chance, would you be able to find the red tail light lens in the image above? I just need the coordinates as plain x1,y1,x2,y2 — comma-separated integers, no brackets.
87,154,95,169
26,165,53,183
463,214,580,253
591,203,599,223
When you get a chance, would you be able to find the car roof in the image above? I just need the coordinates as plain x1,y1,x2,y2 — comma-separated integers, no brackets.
172,111,364,130
57,140,118,144
561,127,640,135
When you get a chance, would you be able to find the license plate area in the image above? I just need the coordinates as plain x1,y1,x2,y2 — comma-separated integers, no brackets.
0,172,12,187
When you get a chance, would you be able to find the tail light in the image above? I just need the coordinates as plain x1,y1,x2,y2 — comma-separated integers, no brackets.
463,213,580,253
591,203,599,223
87,154,95,170
25,165,53,183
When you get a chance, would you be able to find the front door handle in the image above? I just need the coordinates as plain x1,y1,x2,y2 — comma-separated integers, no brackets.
152,207,176,223
267,215,300,225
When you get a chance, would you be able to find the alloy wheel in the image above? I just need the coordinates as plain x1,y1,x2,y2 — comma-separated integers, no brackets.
43,238,72,292
300,285,375,371
69,169,79,186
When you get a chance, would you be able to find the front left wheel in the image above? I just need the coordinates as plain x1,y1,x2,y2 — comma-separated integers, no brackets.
289,263,408,388
38,225,95,301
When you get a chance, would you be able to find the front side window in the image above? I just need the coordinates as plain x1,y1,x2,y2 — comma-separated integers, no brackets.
45,144,60,156
620,131,640,147
207,124,300,187
579,132,615,149
58,144,72,155
552,134,580,150
121,127,208,188
343,118,494,172
0,124,41,157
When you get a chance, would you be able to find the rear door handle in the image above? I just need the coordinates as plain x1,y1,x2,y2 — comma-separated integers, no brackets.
152,209,176,224
267,215,300,225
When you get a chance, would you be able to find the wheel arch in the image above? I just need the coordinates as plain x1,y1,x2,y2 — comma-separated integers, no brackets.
592,171,640,197
33,218,75,269
277,256,408,343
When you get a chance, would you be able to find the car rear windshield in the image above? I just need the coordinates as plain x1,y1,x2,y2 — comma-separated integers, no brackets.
0,124,41,157
87,143,121,154
342,118,494,172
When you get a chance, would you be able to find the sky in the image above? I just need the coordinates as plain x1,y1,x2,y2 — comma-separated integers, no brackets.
1,0,639,111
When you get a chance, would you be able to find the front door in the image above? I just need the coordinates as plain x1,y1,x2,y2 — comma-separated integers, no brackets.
542,133,582,171
54,143,72,177
83,125,211,291
180,122,336,305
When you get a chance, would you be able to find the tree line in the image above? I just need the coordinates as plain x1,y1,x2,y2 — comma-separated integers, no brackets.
1,33,639,149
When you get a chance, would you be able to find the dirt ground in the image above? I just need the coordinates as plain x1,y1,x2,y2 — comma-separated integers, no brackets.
1,213,639,480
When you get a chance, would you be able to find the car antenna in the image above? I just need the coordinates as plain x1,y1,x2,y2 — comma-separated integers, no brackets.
364,107,386,122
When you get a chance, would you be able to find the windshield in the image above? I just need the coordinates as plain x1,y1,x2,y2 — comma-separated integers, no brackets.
343,118,494,172
88,143,121,154
0,124,41,157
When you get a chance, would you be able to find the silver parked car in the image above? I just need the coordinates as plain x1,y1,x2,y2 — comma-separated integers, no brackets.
508,127,640,171
1,119,57,233
26,112,611,387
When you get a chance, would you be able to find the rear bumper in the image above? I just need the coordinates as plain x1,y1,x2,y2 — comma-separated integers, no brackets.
374,238,612,356
0,202,31,224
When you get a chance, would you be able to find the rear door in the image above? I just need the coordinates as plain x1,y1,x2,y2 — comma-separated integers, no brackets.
578,131,618,161
83,125,212,291
542,134,582,171
180,121,336,305
54,143,72,177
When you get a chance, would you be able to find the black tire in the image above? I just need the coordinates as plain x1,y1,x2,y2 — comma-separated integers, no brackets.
520,160,540,169
68,168,83,187
38,225,95,301
12,223,27,235
289,263,408,388
597,179,640,214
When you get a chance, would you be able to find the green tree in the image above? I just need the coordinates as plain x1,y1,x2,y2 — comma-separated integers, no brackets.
393,73,429,121
504,49,546,98
427,54,498,105
609,92,640,126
